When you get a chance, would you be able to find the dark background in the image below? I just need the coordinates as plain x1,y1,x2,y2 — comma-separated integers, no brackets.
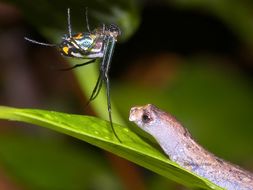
0,0,252,189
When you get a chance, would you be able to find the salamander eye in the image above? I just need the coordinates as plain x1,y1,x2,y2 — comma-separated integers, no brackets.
142,112,152,123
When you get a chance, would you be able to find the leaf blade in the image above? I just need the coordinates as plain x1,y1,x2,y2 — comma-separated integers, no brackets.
0,106,223,190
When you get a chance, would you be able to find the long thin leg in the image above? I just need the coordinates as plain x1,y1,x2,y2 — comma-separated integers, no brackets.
85,71,103,107
59,58,103,108
89,73,103,101
67,8,72,37
58,59,96,71
104,71,121,142
85,7,91,32
24,37,56,47
101,37,121,142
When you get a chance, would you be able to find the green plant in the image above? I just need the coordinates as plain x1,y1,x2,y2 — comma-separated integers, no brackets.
0,106,222,190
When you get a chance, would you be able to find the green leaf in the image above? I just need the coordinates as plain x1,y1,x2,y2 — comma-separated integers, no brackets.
0,106,223,190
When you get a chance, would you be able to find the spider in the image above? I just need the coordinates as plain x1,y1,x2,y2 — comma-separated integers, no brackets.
25,8,121,142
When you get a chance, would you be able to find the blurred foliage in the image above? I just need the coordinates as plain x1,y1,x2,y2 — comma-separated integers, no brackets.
170,0,253,47
7,0,140,41
0,132,122,190
0,0,252,189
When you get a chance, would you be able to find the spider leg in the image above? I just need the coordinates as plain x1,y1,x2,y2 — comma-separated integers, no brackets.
85,75,103,109
85,7,91,32
67,8,72,37
103,68,121,142
24,37,56,47
101,37,121,142
90,73,103,101
85,71,103,107
58,59,96,71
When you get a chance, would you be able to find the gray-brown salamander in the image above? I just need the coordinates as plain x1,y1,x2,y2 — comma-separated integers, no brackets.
129,104,253,190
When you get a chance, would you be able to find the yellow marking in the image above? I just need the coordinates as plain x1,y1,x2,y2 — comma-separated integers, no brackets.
90,34,96,39
74,33,83,39
62,46,69,54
